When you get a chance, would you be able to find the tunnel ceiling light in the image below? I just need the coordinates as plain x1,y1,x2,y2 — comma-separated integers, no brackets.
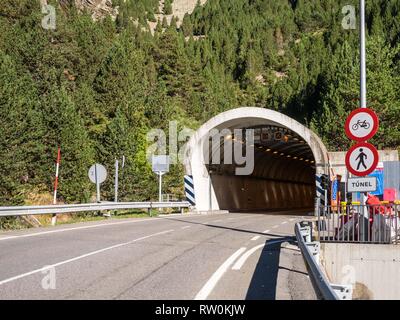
287,155,291,158
310,160,314,163
305,159,309,162
266,149,271,152
293,157,298,159
300,158,304,160
273,151,278,154
280,153,284,156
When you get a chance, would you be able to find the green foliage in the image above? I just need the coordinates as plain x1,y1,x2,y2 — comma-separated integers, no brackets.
0,0,399,207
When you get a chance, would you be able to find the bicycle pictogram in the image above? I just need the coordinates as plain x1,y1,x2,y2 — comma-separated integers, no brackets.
352,120,370,130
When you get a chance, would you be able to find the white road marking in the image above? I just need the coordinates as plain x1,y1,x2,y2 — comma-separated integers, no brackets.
194,247,247,300
181,226,191,230
232,239,288,271
281,221,288,225
289,218,296,222
272,225,279,229
263,229,270,233
0,229,174,286
250,235,260,241
0,218,163,242
0,213,217,242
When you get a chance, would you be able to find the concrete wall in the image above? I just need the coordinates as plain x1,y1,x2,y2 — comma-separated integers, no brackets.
321,243,400,299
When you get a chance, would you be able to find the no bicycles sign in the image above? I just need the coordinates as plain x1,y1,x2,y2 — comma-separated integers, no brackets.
345,108,379,141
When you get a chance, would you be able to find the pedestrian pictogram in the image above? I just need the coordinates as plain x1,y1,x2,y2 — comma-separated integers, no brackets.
345,108,379,141
345,142,379,177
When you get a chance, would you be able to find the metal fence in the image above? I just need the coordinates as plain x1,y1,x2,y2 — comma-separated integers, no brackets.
316,203,400,244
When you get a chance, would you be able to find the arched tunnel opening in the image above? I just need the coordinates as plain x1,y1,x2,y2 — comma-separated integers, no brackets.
185,107,328,214
204,124,316,212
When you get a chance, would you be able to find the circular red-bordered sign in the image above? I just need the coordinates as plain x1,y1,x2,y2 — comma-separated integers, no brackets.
345,142,379,177
345,108,379,141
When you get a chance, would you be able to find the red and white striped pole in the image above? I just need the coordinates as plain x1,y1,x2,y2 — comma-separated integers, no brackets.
51,147,61,226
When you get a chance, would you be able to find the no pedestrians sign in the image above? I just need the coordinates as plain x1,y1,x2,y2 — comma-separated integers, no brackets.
345,142,379,177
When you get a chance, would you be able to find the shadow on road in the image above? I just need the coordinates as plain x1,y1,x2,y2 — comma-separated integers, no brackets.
245,237,296,300
161,216,287,238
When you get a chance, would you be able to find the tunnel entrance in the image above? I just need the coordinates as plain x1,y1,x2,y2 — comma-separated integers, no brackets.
206,125,316,211
184,107,328,212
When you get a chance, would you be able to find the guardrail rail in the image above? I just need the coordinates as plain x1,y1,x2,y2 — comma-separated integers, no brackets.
295,221,352,300
0,201,191,217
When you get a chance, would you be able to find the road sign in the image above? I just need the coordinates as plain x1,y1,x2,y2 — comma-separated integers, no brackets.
345,142,379,177
345,108,379,141
152,155,170,173
88,164,107,184
152,155,170,203
88,164,107,202
347,177,377,193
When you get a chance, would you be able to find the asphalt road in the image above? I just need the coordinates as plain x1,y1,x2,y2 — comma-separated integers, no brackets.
0,212,317,300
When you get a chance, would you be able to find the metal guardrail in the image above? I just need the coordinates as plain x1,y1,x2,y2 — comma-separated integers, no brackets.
295,222,351,300
0,201,191,217
316,204,400,244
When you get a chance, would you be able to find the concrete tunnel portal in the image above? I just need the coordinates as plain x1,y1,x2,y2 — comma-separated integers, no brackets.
184,107,329,212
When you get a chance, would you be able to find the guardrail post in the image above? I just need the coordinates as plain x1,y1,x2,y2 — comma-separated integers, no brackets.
300,225,311,243
149,203,153,217
331,284,353,300
306,242,320,264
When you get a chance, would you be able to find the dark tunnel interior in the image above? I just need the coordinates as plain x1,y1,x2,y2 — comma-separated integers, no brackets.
205,124,316,212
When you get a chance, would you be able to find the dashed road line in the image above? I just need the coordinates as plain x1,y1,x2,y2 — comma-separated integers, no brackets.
0,229,174,286
250,235,260,241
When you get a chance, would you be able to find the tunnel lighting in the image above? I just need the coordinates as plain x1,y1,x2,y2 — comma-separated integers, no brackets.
266,149,271,152
293,157,298,159
300,158,304,161
305,159,309,162
273,151,278,154
287,155,291,158
310,160,315,163
280,153,284,156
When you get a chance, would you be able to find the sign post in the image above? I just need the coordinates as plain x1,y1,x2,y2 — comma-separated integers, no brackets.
88,164,107,202
152,155,170,203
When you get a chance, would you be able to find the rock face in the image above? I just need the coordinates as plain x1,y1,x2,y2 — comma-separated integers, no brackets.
60,0,118,21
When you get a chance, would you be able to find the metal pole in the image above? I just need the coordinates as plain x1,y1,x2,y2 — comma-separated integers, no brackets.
95,164,100,203
209,170,212,211
158,172,162,202
114,159,119,202
359,0,368,240
360,0,367,109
